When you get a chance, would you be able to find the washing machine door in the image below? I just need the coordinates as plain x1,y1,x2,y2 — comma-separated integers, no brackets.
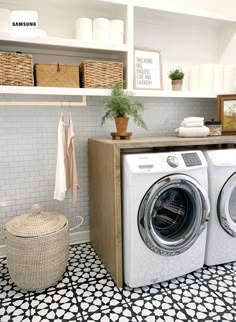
138,174,210,255
217,173,236,237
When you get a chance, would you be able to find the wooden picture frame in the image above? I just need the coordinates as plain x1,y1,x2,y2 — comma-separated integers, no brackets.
134,48,162,90
217,94,236,135
218,94,236,135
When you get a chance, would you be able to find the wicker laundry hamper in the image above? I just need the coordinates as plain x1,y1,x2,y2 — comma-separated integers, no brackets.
4,204,73,291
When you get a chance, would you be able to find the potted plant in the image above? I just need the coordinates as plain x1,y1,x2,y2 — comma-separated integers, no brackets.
101,83,148,136
168,67,184,91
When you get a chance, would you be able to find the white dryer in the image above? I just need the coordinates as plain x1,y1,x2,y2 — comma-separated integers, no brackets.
122,151,210,288
204,149,236,266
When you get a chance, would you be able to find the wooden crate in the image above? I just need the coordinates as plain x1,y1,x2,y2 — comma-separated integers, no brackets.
0,51,33,86
79,60,123,88
34,63,80,88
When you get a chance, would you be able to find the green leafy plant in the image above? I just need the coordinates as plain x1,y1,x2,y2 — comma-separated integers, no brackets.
168,67,184,80
101,83,148,130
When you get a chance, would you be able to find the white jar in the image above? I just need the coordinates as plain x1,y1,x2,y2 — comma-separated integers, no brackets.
75,17,92,42
223,65,235,92
93,17,109,32
109,19,124,34
0,8,11,33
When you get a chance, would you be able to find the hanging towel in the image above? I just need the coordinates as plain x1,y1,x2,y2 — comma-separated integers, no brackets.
54,113,69,201
67,113,79,206
175,126,209,137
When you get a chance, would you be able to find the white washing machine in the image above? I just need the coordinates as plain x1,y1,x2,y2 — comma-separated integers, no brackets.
122,151,210,288
204,149,236,266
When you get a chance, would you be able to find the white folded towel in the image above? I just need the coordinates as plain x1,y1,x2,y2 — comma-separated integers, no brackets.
181,121,204,127
175,126,209,137
183,117,204,123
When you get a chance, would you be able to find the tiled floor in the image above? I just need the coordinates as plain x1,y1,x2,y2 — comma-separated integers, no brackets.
0,243,235,322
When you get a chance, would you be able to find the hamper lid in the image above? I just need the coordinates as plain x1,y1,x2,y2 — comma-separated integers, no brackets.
6,204,68,237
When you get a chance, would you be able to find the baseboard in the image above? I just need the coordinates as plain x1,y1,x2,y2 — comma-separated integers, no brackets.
69,230,90,245
0,244,5,258
0,230,90,258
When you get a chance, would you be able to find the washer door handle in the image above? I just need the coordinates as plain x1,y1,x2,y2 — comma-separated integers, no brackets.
197,184,210,233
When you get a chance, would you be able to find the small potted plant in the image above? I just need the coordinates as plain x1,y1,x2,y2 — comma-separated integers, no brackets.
168,67,184,91
101,82,148,137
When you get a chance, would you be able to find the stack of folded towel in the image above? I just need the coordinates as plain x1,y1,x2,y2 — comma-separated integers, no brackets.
175,117,210,138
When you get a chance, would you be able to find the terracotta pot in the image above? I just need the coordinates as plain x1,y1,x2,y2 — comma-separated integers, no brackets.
171,79,183,91
115,117,129,135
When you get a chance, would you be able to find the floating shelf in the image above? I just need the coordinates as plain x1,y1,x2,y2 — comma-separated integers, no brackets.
0,86,222,98
132,90,218,98
0,32,129,54
0,86,111,96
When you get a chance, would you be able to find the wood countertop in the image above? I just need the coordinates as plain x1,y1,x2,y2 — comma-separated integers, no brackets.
88,134,236,287
88,135,236,149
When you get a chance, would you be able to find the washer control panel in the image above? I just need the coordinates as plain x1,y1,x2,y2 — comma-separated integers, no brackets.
181,152,202,167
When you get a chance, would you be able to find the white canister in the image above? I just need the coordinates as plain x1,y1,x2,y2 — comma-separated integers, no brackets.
93,30,109,43
37,29,47,37
75,17,92,42
213,64,223,92
93,17,109,32
109,19,124,34
0,8,11,33
189,66,199,91
109,32,123,44
109,19,124,45
198,64,214,91
223,65,235,92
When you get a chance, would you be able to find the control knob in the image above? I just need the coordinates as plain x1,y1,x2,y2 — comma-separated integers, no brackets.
167,155,179,168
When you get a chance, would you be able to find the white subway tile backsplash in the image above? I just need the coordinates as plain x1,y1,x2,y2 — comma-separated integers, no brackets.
0,96,216,245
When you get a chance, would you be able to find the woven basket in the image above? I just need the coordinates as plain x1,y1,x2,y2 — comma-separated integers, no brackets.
0,51,34,86
79,60,123,88
5,204,69,291
35,63,80,88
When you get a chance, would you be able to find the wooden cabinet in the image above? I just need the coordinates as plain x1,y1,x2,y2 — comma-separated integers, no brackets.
88,136,236,287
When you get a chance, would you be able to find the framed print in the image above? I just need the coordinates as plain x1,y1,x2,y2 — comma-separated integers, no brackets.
218,94,236,135
134,48,162,90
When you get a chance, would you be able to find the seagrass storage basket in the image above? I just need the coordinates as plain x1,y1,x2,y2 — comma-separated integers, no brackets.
0,51,34,86
79,60,123,88
5,204,69,291
34,63,80,88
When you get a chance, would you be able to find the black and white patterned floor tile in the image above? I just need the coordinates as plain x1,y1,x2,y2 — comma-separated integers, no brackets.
73,277,127,317
0,258,30,322
67,244,110,284
29,287,79,321
0,242,235,322
76,303,139,322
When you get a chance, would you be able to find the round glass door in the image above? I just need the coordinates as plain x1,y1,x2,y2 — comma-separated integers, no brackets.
218,173,236,237
138,174,209,255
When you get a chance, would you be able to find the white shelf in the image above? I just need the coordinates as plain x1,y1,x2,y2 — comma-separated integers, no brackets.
0,86,221,98
0,86,111,96
0,0,235,101
132,90,218,98
0,32,128,54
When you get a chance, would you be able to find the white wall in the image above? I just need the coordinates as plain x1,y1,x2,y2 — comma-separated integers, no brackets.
0,95,217,246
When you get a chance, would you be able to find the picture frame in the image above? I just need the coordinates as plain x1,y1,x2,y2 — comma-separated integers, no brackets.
217,94,236,135
134,48,162,90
